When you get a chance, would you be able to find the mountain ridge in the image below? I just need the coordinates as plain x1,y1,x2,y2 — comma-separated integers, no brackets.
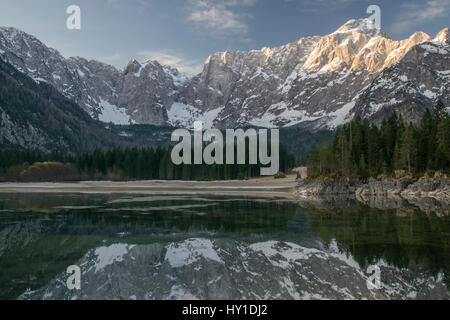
0,20,448,130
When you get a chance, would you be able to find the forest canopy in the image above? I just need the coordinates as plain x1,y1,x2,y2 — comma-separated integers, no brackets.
307,101,450,178
0,143,296,182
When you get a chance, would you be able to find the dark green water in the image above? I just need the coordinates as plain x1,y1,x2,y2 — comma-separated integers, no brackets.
0,193,448,300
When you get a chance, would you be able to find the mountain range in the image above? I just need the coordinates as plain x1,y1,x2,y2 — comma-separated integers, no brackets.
0,19,449,148
0,57,173,153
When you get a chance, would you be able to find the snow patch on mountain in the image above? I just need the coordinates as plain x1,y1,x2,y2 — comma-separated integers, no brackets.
93,244,134,273
167,102,224,129
420,43,450,55
165,239,224,268
167,102,203,128
327,101,356,129
249,102,322,128
98,98,132,125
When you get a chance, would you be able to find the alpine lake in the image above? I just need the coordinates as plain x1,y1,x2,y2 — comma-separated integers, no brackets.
0,192,448,300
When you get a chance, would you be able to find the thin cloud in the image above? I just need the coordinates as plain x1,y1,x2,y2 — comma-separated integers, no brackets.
390,0,450,36
288,0,367,12
185,0,258,39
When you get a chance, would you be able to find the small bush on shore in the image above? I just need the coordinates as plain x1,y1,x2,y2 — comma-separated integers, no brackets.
5,162,80,182
274,172,287,179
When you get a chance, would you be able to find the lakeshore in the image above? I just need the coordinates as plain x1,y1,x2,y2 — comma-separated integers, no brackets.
0,174,299,198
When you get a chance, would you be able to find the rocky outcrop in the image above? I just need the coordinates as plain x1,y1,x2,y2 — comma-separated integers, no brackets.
295,177,362,196
401,174,450,200
296,173,450,202
356,177,415,197
294,193,449,216
355,173,450,201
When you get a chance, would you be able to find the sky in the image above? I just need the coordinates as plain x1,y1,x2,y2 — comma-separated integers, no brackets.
0,0,448,75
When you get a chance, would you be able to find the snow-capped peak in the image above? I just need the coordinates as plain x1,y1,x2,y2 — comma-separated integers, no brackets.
333,18,386,38
433,27,450,44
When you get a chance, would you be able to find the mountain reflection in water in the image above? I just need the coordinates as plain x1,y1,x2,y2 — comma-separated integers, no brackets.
0,193,448,300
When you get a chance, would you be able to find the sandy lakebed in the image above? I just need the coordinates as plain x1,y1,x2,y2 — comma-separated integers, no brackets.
0,174,298,198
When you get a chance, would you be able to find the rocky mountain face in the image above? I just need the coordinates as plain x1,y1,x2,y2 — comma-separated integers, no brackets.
179,19,446,129
0,57,112,153
0,20,448,130
354,35,450,124
0,27,181,125
0,57,173,153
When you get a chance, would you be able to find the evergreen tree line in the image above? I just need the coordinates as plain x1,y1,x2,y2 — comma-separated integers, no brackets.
307,101,450,178
0,142,295,182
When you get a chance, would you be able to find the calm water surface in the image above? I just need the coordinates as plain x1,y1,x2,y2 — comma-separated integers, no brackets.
0,193,448,300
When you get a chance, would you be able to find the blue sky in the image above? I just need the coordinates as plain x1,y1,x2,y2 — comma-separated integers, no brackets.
0,0,448,74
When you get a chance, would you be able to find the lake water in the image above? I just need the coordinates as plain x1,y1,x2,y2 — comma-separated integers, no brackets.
0,193,448,300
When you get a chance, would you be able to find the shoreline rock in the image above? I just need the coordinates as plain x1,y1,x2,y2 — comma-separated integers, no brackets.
296,173,450,202
295,177,362,196
400,175,450,200
356,177,415,197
